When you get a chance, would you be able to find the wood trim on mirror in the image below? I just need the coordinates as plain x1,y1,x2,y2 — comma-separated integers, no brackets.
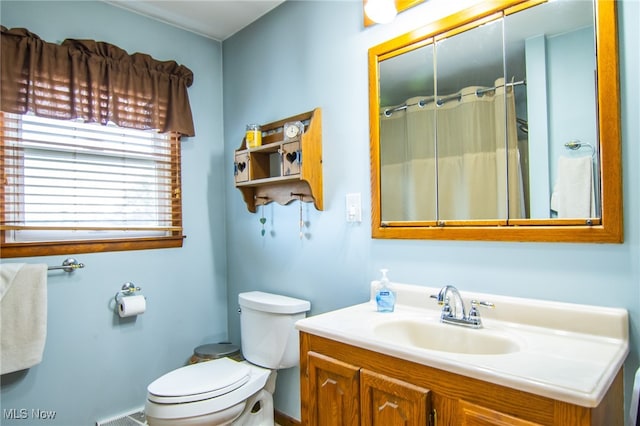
368,0,622,243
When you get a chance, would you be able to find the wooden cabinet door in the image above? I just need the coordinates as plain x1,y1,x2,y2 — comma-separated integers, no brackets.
234,151,249,183
458,400,544,426
361,369,431,426
308,351,360,426
282,141,301,176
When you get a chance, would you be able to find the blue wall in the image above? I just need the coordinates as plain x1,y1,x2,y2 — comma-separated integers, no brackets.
222,0,640,420
0,1,227,425
547,26,598,199
0,0,638,424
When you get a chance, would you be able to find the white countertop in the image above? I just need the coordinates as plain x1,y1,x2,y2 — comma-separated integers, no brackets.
295,282,629,407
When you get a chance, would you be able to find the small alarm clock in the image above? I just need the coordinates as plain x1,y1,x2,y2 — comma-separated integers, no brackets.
283,121,305,141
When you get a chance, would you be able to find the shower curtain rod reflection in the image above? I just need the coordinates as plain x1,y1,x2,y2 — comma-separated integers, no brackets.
382,79,526,117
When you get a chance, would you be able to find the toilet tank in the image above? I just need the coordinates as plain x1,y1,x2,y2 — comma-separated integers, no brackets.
239,291,311,369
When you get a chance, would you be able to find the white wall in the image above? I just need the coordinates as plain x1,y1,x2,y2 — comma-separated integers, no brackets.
222,0,640,420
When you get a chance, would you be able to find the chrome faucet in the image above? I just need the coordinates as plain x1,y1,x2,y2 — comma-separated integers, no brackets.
431,285,494,329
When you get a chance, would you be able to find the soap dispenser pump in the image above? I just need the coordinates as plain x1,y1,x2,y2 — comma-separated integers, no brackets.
375,268,395,312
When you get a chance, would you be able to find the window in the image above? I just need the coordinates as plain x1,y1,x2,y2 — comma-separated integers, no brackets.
1,27,194,257
1,112,184,258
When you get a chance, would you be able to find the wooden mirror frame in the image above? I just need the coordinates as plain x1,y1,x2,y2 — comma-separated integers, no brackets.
368,0,622,243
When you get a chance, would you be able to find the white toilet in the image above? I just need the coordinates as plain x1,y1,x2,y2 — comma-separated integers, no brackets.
145,291,311,426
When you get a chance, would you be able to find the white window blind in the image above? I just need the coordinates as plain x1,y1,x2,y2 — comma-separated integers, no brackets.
1,113,182,243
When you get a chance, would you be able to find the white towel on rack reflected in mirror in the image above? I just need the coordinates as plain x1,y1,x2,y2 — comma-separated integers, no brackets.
550,156,595,218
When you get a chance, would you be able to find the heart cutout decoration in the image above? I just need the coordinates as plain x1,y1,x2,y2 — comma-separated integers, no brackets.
237,162,246,172
286,152,298,163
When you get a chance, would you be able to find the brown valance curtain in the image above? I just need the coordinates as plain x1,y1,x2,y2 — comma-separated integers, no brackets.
1,26,195,136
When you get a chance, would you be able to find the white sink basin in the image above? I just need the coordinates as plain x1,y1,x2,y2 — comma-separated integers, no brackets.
295,282,629,408
373,318,521,355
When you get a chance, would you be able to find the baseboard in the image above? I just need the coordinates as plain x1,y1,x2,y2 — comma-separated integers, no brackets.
275,410,301,426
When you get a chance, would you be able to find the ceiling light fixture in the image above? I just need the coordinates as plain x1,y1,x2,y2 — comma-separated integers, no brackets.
364,0,398,24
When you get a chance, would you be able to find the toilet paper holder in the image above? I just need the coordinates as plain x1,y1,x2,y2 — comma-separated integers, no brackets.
115,282,142,302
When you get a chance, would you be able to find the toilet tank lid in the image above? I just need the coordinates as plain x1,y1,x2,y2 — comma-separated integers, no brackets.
239,291,311,314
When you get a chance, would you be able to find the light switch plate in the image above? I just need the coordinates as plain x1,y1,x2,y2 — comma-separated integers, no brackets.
346,193,362,223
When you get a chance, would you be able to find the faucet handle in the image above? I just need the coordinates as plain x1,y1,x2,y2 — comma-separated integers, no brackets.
430,293,452,307
431,285,454,305
470,300,495,309
469,300,494,320
466,300,494,327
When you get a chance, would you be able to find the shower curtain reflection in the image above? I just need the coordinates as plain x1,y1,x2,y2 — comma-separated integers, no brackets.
380,78,525,222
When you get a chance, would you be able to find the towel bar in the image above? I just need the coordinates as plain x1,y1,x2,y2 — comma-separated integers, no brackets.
47,258,84,273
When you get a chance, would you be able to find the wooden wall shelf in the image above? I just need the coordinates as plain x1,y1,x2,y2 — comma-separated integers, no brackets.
234,108,323,213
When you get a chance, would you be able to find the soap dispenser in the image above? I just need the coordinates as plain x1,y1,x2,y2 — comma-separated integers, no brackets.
375,268,395,312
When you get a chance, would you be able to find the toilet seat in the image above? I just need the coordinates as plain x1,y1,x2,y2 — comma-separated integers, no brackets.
148,358,250,404
145,358,272,423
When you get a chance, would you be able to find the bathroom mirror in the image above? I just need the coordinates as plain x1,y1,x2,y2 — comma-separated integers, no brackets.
369,0,622,242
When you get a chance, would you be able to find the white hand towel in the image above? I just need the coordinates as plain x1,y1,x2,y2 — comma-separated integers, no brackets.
550,156,595,218
1,263,48,374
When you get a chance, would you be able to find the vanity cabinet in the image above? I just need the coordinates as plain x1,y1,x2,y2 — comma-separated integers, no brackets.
300,332,624,426
361,369,431,425
307,352,359,425
307,351,431,426
457,400,542,426
233,108,323,213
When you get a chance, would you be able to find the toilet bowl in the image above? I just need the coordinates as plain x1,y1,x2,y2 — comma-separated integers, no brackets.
145,358,273,425
145,291,310,426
